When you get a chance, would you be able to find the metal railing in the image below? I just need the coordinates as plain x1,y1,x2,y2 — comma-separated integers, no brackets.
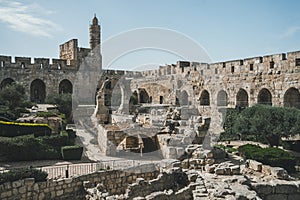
0,159,158,179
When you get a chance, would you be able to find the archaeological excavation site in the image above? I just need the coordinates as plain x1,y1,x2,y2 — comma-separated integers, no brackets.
0,14,300,200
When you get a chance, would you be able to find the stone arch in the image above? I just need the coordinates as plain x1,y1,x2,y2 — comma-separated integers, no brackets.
139,88,150,103
105,80,112,90
140,134,159,153
199,90,210,106
59,79,73,94
0,78,15,89
257,88,272,105
178,90,189,106
30,79,46,103
217,90,228,106
110,83,122,109
236,88,248,108
284,87,300,108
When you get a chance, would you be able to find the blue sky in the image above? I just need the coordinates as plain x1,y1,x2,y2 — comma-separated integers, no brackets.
0,0,300,69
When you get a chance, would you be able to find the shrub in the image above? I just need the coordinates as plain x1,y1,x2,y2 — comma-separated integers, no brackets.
0,134,74,161
238,144,296,172
0,120,51,137
61,145,83,160
0,168,48,185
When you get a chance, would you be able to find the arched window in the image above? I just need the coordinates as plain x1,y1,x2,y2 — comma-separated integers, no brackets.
0,78,14,89
236,89,248,108
284,87,300,108
258,88,272,105
59,79,73,94
217,90,228,106
200,90,210,106
30,79,46,103
139,89,150,103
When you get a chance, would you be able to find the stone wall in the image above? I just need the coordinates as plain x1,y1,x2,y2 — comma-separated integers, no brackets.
0,165,159,200
251,181,300,200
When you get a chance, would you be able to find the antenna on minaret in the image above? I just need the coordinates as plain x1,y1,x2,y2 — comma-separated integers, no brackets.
94,13,96,18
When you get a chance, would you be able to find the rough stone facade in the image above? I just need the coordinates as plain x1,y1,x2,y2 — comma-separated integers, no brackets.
0,164,159,200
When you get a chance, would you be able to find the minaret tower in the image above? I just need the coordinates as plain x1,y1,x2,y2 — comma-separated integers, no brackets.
89,14,101,50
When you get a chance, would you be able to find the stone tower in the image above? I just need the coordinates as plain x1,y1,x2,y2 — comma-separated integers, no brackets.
89,14,101,50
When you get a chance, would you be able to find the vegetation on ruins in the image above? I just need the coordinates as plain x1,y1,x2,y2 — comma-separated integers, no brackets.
45,93,73,123
0,83,32,120
0,132,74,161
0,168,48,185
0,120,51,137
222,105,300,147
238,144,296,172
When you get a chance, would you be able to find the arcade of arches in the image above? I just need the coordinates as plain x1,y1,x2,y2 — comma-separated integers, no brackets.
59,79,73,94
0,78,14,89
30,79,46,103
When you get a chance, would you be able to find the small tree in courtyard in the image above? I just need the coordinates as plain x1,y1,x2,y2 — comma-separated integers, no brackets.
0,83,32,120
233,105,300,147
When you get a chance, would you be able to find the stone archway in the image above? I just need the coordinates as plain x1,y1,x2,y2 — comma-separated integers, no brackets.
257,88,272,105
30,79,46,103
284,87,300,108
0,78,14,89
178,90,189,106
59,79,73,94
139,88,150,103
236,88,248,108
200,90,210,106
217,90,228,106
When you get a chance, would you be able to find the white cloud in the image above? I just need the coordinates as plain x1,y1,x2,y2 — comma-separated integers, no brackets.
279,26,300,38
0,0,61,38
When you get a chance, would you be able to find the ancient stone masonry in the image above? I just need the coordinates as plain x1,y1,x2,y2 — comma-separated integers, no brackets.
0,164,160,200
0,16,103,103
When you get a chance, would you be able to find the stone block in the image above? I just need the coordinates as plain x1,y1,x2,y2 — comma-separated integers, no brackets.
287,194,300,200
252,183,274,195
262,165,272,175
18,186,27,194
248,160,262,172
56,189,64,196
270,167,289,180
24,178,35,186
265,194,288,200
12,180,23,188
275,183,298,194
215,167,225,175
230,165,240,175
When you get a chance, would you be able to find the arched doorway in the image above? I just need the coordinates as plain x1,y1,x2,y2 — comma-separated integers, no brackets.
0,78,14,89
110,84,122,110
139,89,149,103
284,87,300,108
59,79,73,94
217,90,228,106
258,88,272,105
30,79,46,103
200,90,210,106
180,90,189,106
236,89,248,108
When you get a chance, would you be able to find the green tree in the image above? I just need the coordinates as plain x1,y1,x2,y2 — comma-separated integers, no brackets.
46,93,73,123
233,105,300,147
221,108,240,141
0,83,32,120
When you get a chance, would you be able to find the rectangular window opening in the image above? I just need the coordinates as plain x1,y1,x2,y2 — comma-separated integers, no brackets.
270,61,275,69
295,58,300,66
250,64,254,71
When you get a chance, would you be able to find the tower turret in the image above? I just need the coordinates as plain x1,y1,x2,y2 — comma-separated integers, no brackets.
89,14,101,50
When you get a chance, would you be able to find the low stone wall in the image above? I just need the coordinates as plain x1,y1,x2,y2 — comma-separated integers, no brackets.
251,181,300,200
0,164,159,200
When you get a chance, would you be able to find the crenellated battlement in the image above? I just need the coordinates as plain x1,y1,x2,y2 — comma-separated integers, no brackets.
140,50,300,77
0,55,79,71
